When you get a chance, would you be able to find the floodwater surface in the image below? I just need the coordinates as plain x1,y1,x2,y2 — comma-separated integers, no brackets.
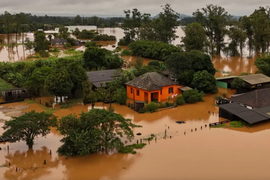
1,88,270,180
0,28,259,77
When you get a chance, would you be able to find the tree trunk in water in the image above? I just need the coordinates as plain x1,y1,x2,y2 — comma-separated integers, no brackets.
27,139,34,149
91,102,95,109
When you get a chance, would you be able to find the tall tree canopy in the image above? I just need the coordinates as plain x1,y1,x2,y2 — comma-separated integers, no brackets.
193,4,231,56
181,22,207,52
58,109,140,156
2,111,57,149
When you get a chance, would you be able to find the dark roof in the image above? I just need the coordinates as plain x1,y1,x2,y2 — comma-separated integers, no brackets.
1,88,26,92
51,38,67,44
230,88,270,108
125,72,178,91
239,74,270,85
219,103,269,124
87,69,120,88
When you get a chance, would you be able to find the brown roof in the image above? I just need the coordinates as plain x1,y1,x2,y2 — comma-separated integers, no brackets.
239,74,270,85
230,88,270,108
125,72,178,91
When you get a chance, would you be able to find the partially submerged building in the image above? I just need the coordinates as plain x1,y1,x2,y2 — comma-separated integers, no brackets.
87,69,121,88
125,72,182,111
216,74,270,91
1,88,28,103
219,88,270,125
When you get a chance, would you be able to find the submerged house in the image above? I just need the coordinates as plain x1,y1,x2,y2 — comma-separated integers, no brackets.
1,88,28,103
216,74,270,92
51,38,67,46
125,72,182,110
87,69,121,88
219,88,270,125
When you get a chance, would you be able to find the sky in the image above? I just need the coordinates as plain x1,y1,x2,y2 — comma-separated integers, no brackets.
0,0,269,17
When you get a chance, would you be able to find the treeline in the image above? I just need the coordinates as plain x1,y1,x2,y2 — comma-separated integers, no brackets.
126,40,182,61
0,43,123,98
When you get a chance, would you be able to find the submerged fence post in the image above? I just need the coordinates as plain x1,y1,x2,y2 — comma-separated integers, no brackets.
50,150,51,155
43,160,46,165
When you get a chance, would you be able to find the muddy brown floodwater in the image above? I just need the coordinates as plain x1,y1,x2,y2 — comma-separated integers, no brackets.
1,88,270,180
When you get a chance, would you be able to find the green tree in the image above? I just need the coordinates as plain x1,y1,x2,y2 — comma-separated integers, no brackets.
58,109,139,156
34,31,50,52
3,11,13,44
113,88,127,105
240,16,254,57
2,111,57,149
82,80,98,109
45,68,74,101
74,15,82,25
255,56,270,76
23,66,53,97
24,37,34,55
154,4,180,44
231,77,245,90
83,46,107,70
250,7,270,53
176,94,185,105
191,70,218,93
58,26,70,39
193,4,231,55
182,22,207,52
182,89,204,103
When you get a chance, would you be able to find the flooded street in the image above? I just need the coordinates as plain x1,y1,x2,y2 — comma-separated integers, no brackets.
1,88,270,180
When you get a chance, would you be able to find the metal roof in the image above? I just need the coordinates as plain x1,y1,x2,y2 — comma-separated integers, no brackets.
240,74,270,85
219,103,269,124
179,86,192,91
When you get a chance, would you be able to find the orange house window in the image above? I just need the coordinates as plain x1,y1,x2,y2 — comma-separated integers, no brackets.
131,88,133,94
169,87,173,94
137,90,140,96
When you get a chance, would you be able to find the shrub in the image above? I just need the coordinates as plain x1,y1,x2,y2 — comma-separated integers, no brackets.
60,102,69,109
64,43,72,49
230,121,246,128
118,143,146,154
121,49,133,56
165,102,174,107
49,47,60,52
183,89,204,103
145,102,159,113
138,107,147,114
159,102,166,108
176,95,185,106
114,88,127,105
39,50,50,57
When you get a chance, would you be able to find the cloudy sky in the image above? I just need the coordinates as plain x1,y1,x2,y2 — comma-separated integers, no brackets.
0,0,269,17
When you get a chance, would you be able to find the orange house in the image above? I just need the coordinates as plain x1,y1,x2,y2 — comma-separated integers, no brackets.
125,72,182,104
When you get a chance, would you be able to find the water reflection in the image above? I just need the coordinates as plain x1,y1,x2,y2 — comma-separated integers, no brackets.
3,147,59,180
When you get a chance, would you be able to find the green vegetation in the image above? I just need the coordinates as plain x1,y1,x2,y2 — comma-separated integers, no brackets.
166,50,217,93
128,40,182,61
2,111,57,149
231,77,245,90
255,56,270,76
211,121,247,128
93,34,116,41
182,89,204,103
118,143,146,154
181,23,207,52
175,95,185,106
57,109,141,156
120,4,179,45
76,29,97,39
0,78,14,96
83,43,123,70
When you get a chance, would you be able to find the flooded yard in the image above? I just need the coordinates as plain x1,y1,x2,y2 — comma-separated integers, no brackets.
1,88,270,180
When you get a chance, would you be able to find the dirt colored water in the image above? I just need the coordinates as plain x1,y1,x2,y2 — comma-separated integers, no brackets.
1,88,270,180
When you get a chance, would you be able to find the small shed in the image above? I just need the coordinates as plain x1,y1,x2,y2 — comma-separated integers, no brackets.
1,88,28,103
239,74,270,90
179,86,192,93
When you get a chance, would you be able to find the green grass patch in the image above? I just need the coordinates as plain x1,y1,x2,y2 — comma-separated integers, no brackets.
211,124,227,128
0,78,14,96
118,143,146,154
211,121,247,128
230,121,247,128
